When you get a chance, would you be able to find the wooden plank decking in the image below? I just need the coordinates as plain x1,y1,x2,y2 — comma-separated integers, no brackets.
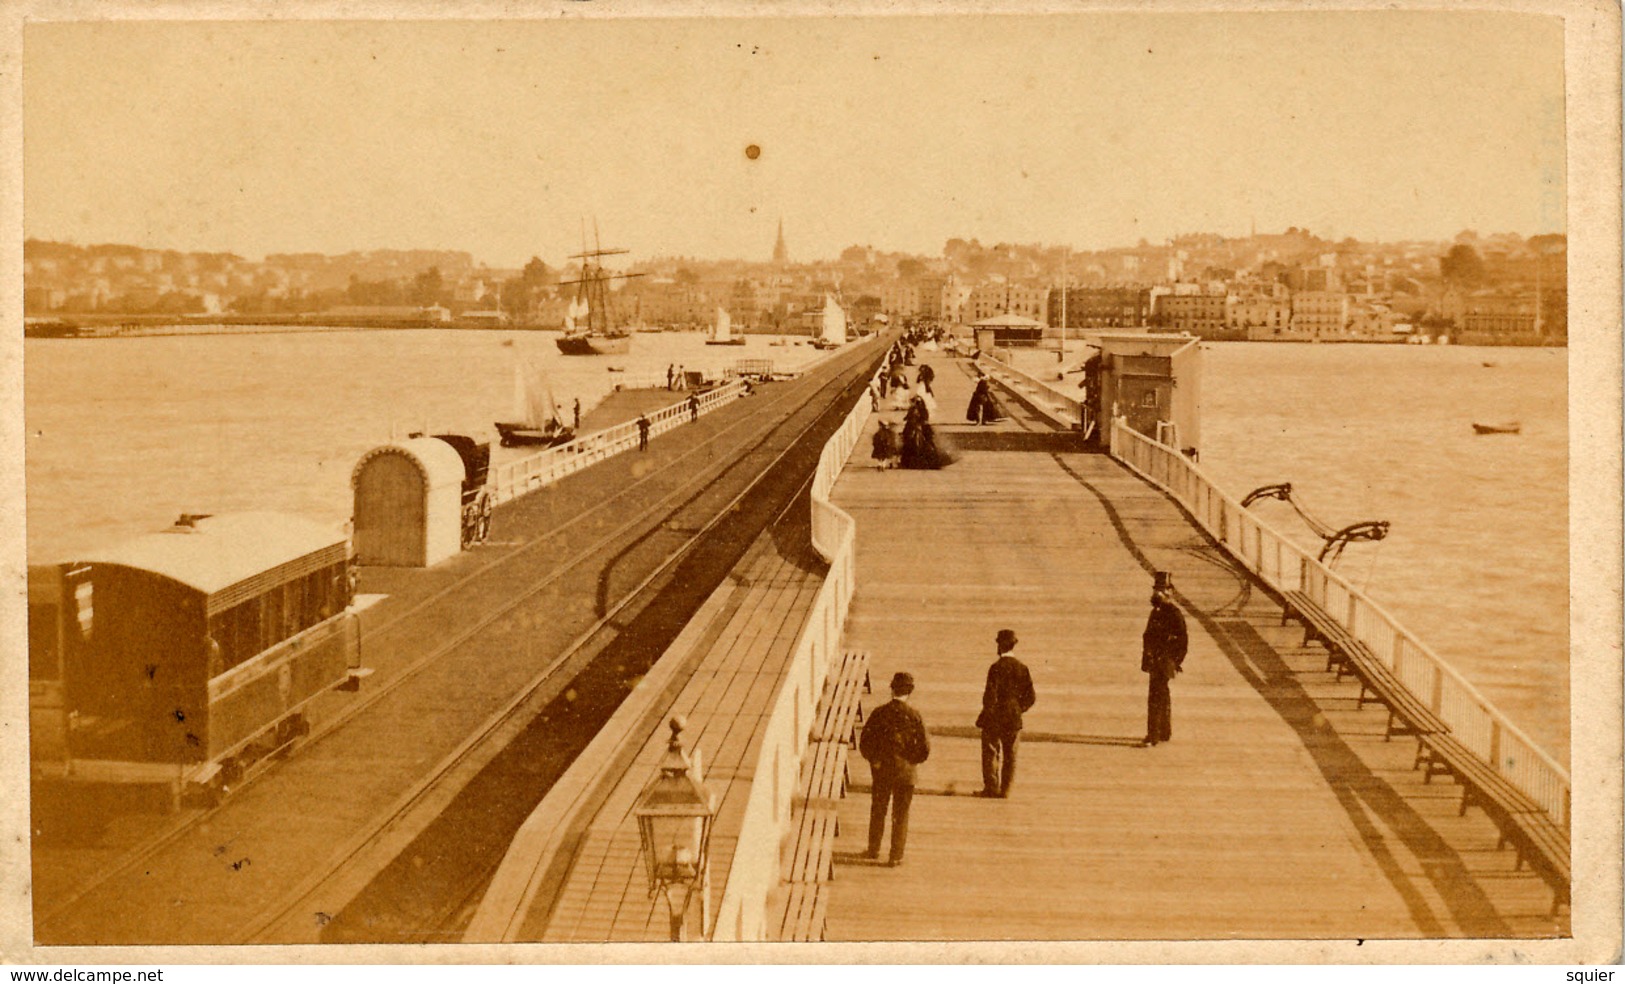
820,352,1568,941
529,496,831,942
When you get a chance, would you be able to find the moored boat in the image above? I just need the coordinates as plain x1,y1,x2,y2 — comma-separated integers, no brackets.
495,359,577,447
1472,421,1521,435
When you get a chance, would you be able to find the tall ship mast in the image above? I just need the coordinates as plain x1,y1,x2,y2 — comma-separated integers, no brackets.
555,232,644,356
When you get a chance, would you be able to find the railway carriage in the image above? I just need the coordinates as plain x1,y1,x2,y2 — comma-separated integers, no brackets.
28,511,362,803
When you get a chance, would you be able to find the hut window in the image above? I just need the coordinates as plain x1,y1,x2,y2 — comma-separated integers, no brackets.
1140,391,1159,408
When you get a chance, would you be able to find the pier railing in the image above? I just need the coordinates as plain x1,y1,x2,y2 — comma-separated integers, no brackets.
710,352,880,941
486,380,746,505
1108,418,1571,824
977,356,1086,429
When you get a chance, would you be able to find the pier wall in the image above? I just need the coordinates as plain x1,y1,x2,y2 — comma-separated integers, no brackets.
708,359,880,941
1108,418,1570,822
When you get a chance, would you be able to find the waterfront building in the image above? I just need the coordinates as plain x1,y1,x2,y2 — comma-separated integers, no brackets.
1290,290,1351,338
1153,291,1229,337
1229,292,1293,339
1048,286,1153,330
967,282,1051,323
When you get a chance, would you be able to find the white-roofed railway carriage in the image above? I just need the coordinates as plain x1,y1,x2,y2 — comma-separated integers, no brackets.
28,512,362,805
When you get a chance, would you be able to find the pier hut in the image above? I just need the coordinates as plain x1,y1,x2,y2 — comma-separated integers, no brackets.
1092,331,1202,453
351,438,467,567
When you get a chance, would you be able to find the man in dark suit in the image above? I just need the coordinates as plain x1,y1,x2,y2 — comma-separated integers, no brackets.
1141,571,1189,746
859,672,930,866
977,629,1036,798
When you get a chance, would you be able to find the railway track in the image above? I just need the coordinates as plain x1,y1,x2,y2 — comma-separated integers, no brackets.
33,339,886,945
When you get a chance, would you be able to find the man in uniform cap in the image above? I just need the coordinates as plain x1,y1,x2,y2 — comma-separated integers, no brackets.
976,629,1036,798
1141,572,1188,746
858,671,931,866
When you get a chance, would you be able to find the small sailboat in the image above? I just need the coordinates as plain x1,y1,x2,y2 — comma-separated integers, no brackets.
495,359,576,447
1472,421,1522,435
706,305,746,346
812,293,847,350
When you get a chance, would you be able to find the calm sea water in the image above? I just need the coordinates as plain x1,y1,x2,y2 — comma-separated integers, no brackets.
24,327,819,556
1197,342,1568,762
24,333,1569,759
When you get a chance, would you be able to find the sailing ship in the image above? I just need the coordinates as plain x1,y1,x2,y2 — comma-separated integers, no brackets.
555,239,643,356
495,358,576,447
706,305,746,346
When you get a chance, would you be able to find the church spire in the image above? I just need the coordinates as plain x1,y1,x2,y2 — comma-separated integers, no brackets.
772,218,789,265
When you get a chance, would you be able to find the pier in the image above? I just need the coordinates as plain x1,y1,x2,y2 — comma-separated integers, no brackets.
468,342,1571,944
30,335,1574,948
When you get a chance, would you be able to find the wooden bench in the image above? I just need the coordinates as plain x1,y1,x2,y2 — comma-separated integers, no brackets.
1339,646,1450,748
771,881,828,941
798,739,850,811
784,801,840,884
1281,590,1359,673
1418,733,1571,913
813,650,871,745
1282,591,1448,749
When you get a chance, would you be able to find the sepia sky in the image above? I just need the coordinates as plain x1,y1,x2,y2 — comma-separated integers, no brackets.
23,11,1566,267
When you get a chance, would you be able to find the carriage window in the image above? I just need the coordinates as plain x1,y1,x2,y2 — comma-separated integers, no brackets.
73,580,94,639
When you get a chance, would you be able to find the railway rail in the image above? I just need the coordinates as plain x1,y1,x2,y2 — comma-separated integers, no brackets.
33,338,887,945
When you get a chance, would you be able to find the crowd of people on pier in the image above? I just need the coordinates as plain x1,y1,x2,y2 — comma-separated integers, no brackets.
856,327,1189,868
868,338,955,471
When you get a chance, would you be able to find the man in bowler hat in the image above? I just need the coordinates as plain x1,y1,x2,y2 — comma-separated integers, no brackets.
977,629,1035,797
1141,572,1189,746
858,672,930,866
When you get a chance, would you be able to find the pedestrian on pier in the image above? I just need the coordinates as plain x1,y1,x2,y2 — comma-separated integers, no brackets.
676,365,687,390
573,397,582,432
859,672,930,866
871,420,898,469
687,393,701,422
637,414,650,451
666,364,675,390
1141,572,1188,747
977,629,1035,798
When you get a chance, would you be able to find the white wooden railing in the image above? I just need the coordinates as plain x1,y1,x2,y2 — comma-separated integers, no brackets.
710,357,881,941
487,380,746,505
1109,418,1571,824
977,357,1086,430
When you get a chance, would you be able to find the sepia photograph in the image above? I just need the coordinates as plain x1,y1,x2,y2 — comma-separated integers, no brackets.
2,0,1620,965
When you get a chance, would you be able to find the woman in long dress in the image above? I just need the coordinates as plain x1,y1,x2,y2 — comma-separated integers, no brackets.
899,396,954,470
966,375,1004,425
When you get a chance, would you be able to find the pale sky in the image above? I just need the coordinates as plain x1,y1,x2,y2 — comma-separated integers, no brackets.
23,11,1566,267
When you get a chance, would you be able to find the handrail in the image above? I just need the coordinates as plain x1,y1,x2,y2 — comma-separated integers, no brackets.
486,380,746,505
977,357,1085,430
709,347,885,941
1107,417,1571,824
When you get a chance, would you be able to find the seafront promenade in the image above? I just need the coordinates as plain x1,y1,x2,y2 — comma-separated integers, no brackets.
468,346,1569,944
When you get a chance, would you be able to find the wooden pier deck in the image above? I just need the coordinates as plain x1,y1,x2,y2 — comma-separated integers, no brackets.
819,351,1567,941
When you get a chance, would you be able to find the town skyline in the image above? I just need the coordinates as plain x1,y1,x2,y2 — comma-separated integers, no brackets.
24,12,1565,268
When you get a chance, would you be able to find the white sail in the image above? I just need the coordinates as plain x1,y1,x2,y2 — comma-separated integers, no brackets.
713,306,732,342
821,293,846,345
565,295,589,333
518,358,561,427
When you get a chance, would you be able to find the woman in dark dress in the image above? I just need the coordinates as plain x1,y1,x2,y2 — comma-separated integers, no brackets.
900,396,954,469
966,375,1004,425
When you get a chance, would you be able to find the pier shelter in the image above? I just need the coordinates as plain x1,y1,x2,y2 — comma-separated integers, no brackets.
1093,331,1202,452
351,438,466,568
